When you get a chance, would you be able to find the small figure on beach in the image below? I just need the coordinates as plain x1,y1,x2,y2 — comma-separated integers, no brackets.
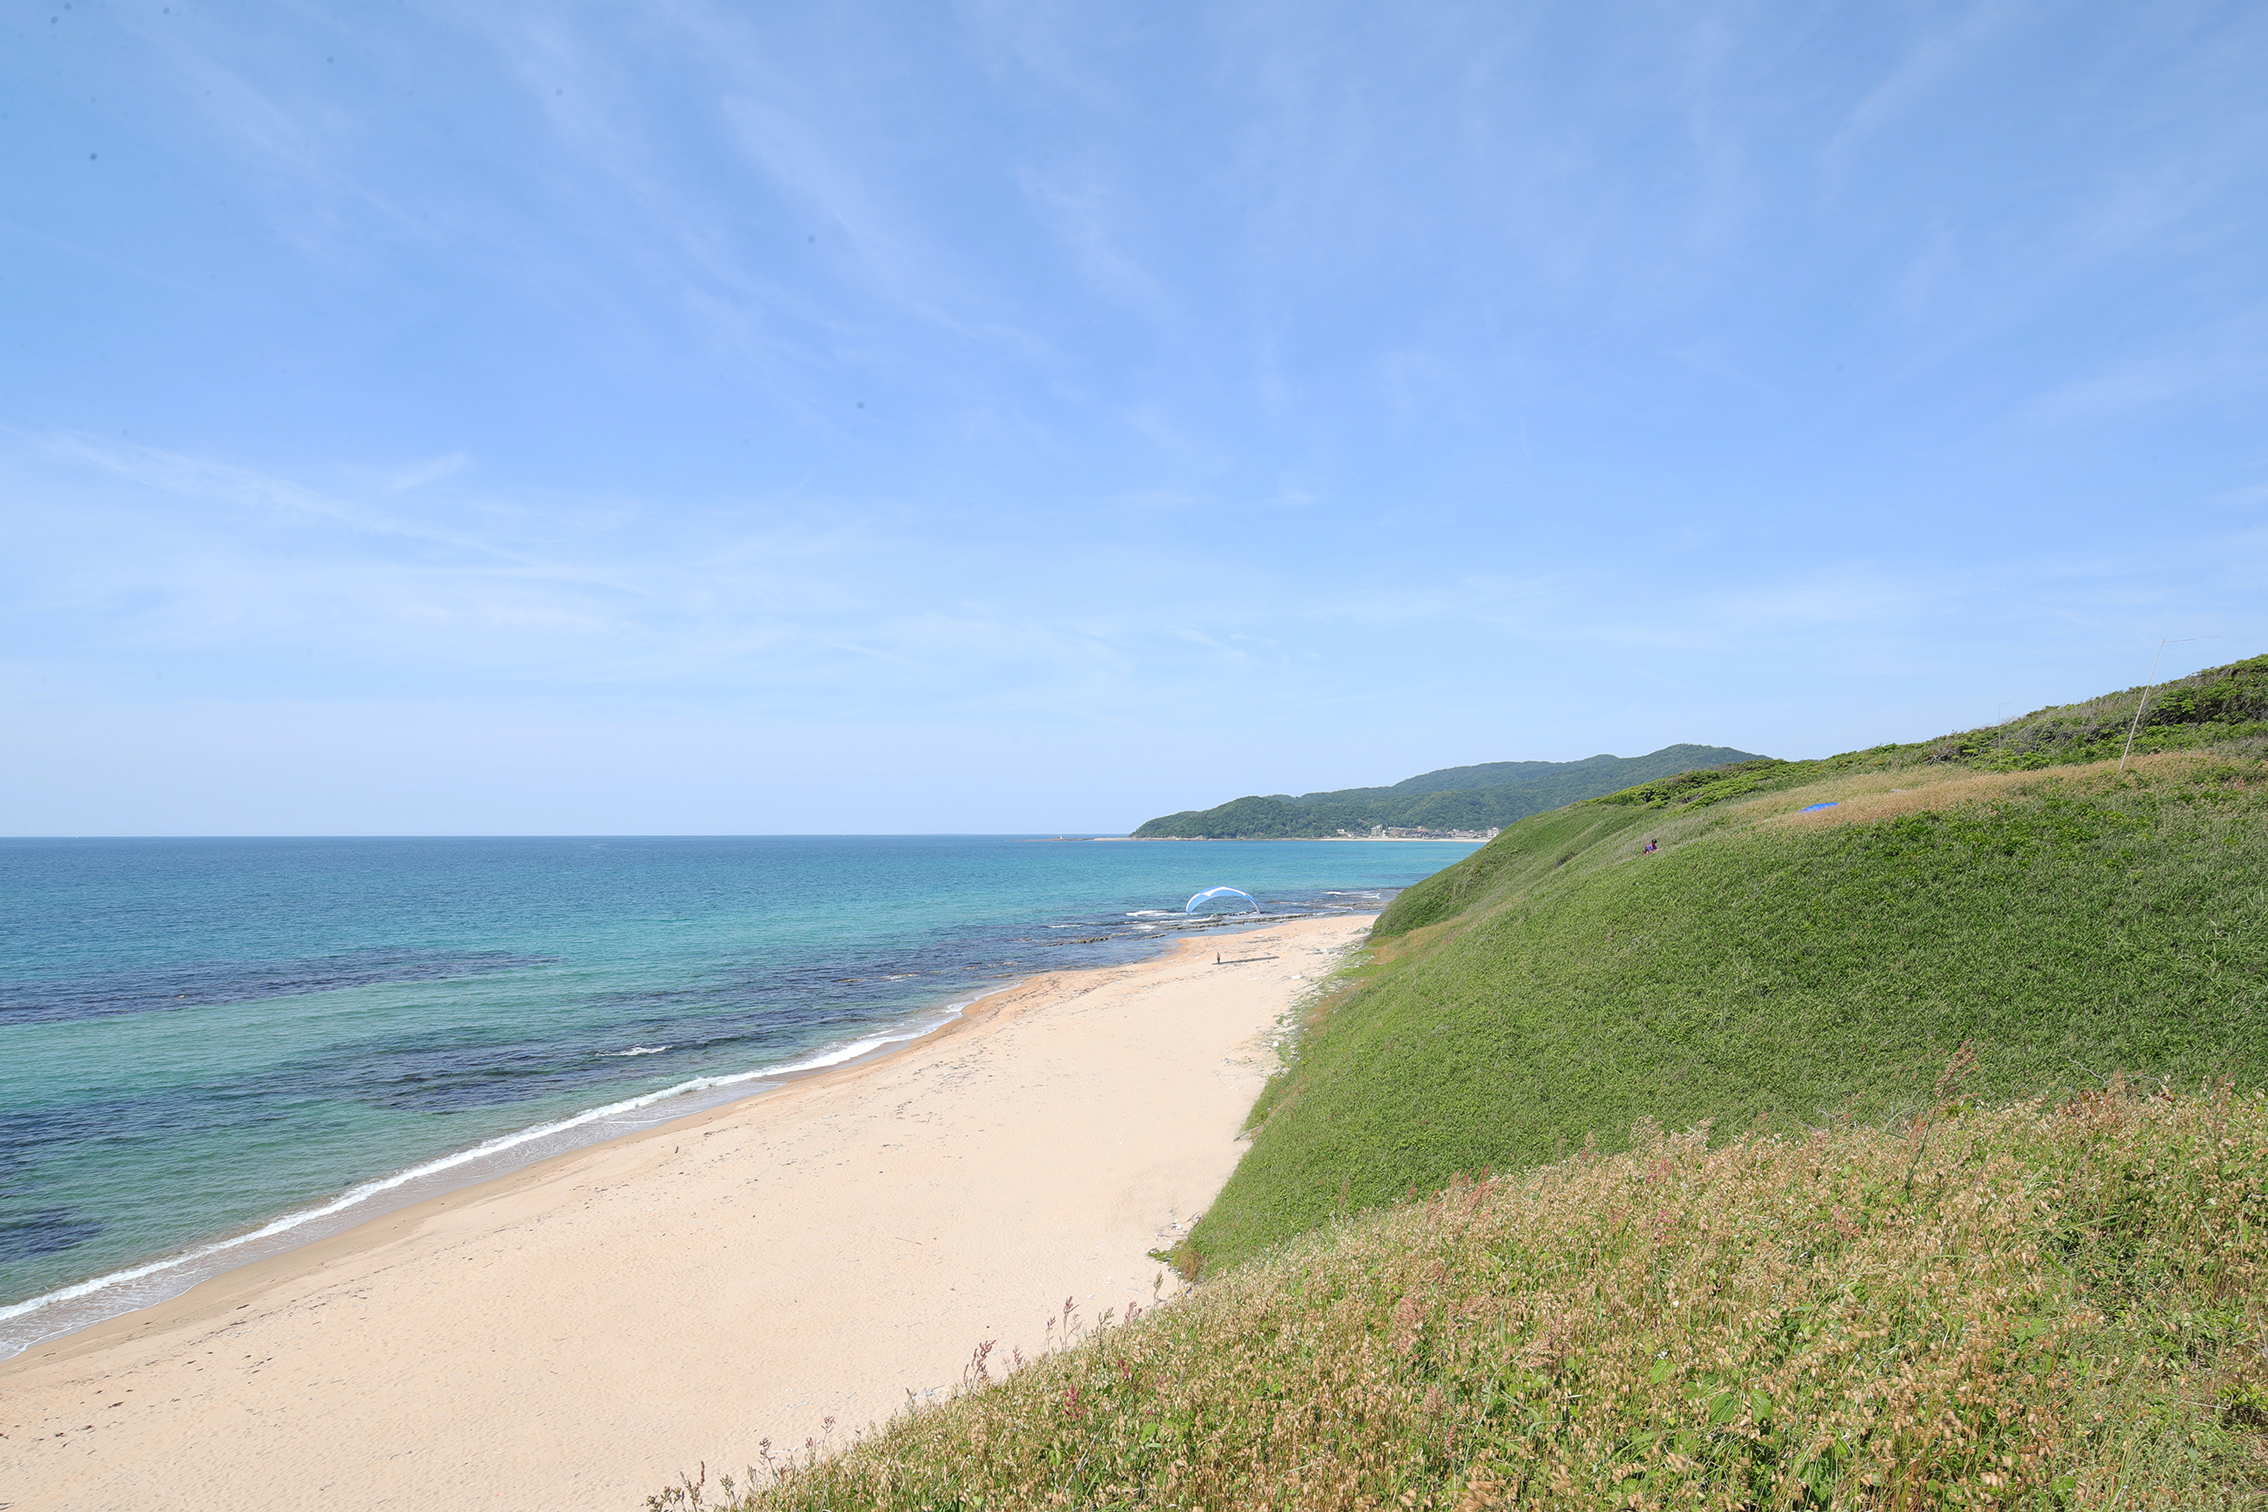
1643,839,1659,854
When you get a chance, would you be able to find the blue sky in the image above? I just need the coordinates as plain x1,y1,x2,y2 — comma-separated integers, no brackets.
5,1,2264,834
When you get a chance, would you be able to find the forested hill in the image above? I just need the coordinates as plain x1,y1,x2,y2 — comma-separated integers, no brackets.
1129,743,1763,838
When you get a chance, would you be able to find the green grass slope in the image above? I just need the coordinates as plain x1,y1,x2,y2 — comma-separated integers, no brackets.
1183,656,2268,1273
665,658,2268,1512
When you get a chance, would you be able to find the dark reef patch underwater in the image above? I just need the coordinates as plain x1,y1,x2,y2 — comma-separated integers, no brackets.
0,833,1466,1351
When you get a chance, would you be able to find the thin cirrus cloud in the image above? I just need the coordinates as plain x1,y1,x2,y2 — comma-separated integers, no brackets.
2,0,2264,832
2021,316,2268,427
382,452,472,492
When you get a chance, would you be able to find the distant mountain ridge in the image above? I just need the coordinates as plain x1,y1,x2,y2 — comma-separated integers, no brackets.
1129,744,1765,838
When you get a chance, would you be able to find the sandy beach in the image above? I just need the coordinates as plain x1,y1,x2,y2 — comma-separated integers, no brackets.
0,913,1370,1512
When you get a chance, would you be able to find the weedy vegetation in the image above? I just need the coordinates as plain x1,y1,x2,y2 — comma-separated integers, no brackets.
664,1086,2267,1509
653,656,2268,1510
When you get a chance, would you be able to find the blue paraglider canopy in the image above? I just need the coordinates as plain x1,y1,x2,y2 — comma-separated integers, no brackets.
1186,886,1259,914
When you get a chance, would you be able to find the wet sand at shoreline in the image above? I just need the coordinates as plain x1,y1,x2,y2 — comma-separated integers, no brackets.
0,913,1370,1512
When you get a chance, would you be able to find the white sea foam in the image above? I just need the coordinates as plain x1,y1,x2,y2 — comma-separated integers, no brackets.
609,1045,670,1057
0,996,996,1356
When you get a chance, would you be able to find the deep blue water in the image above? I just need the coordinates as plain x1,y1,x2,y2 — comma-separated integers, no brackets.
0,835,1471,1348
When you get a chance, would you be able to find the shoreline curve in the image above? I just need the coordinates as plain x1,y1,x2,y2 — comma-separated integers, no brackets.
0,911,1374,1512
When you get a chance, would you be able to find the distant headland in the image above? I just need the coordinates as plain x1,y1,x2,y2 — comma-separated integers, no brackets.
1128,743,1763,839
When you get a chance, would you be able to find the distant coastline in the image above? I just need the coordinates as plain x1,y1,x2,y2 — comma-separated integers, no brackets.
1074,834,1491,843
1129,744,1762,840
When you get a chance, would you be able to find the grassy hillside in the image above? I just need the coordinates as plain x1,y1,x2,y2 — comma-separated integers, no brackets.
1183,654,2268,1271
689,1089,2268,1510
668,657,2268,1511
1131,744,1761,838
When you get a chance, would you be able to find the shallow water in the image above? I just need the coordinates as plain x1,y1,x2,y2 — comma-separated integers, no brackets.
0,835,1472,1353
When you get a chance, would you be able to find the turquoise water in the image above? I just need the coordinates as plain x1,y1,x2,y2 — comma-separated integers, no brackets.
0,835,1472,1353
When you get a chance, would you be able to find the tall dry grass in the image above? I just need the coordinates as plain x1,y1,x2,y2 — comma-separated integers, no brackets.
1757,752,2248,833
662,1083,2267,1511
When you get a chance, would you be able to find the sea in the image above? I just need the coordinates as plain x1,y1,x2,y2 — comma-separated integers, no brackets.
0,834,1476,1359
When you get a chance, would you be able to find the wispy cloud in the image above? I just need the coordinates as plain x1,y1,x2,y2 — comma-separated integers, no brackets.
1017,161,1172,316
40,433,530,562
2023,315,2268,425
8,0,2268,829
1822,0,2033,187
383,452,471,491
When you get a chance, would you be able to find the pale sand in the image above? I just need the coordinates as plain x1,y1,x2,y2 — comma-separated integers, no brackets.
0,914,1370,1512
